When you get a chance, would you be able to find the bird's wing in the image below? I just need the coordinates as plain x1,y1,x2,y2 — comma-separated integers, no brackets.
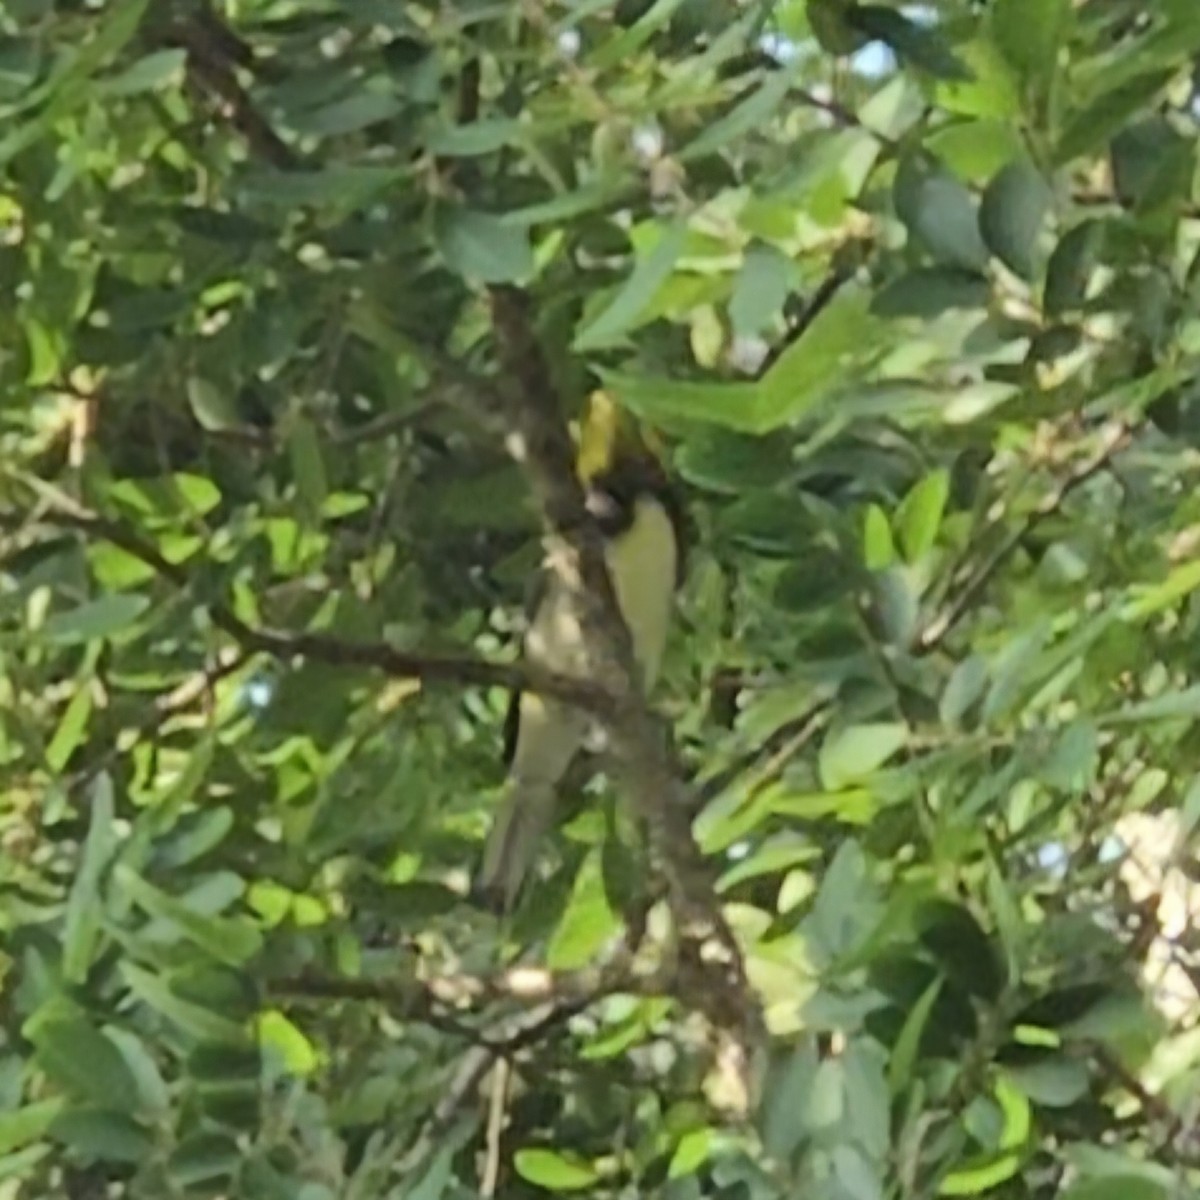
502,561,550,767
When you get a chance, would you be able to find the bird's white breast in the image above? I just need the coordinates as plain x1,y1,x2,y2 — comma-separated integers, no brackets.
603,495,677,691
521,495,678,689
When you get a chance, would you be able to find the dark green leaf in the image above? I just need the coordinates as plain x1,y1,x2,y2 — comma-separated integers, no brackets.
40,594,149,644
991,0,1069,83
1055,72,1173,164
425,118,520,156
62,773,115,984
819,723,909,790
434,207,535,283
115,865,263,966
871,267,991,318
50,1109,153,1164
575,220,687,350
979,159,1052,279
1059,1178,1166,1200
546,850,620,970
729,243,792,337
1043,220,1103,316
896,469,950,562
894,155,989,270
31,1020,139,1111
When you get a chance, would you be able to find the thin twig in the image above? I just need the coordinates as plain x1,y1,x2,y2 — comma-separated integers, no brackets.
755,254,861,379
917,420,1136,653
1090,1043,1200,1163
694,698,832,808
791,87,898,148
4,488,616,717
481,1059,510,1198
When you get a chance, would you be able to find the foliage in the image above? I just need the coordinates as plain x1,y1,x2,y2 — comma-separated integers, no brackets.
3,0,1200,1197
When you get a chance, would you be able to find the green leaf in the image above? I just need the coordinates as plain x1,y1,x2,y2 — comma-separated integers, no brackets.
600,370,761,433
172,473,222,515
804,1057,845,1132
424,118,519,156
1123,558,1200,620
668,1127,718,1179
285,89,402,137
894,155,989,270
979,159,1052,280
1103,685,1200,726
1055,72,1173,165
871,267,991,318
1111,116,1194,211
995,1075,1032,1148
863,504,895,570
758,287,884,429
759,1043,818,1160
888,974,943,1093
104,1027,169,1116
120,963,247,1044
115,865,263,966
1043,220,1103,316
62,773,115,984
819,723,909,790
99,48,185,96
679,70,792,162
939,1150,1024,1196
434,207,534,284
169,1130,240,1187
546,849,620,971
1059,1179,1166,1200
155,807,234,870
716,834,816,893
257,1010,319,1078
1004,1058,1090,1108
991,0,1069,83
236,165,404,209
30,1019,139,1111
501,179,636,227
513,1148,600,1191
940,655,989,726
933,39,1020,120
24,318,63,385
587,0,690,68
40,593,149,645
574,220,687,351
187,377,243,433
729,243,792,337
1041,720,1099,792
45,686,93,773
288,415,329,520
50,1109,153,1164
896,469,950,562
0,1101,64,1156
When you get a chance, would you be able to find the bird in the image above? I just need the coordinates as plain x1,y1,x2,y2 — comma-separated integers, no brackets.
473,392,687,913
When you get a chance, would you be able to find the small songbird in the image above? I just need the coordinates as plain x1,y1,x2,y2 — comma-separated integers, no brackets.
474,392,687,912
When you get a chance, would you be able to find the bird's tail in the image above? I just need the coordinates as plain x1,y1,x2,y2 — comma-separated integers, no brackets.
473,778,557,913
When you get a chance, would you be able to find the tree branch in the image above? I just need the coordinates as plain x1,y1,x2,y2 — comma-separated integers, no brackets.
166,9,298,170
479,285,764,1109
754,247,863,380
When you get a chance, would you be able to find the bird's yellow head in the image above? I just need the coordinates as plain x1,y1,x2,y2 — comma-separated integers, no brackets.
574,391,664,484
